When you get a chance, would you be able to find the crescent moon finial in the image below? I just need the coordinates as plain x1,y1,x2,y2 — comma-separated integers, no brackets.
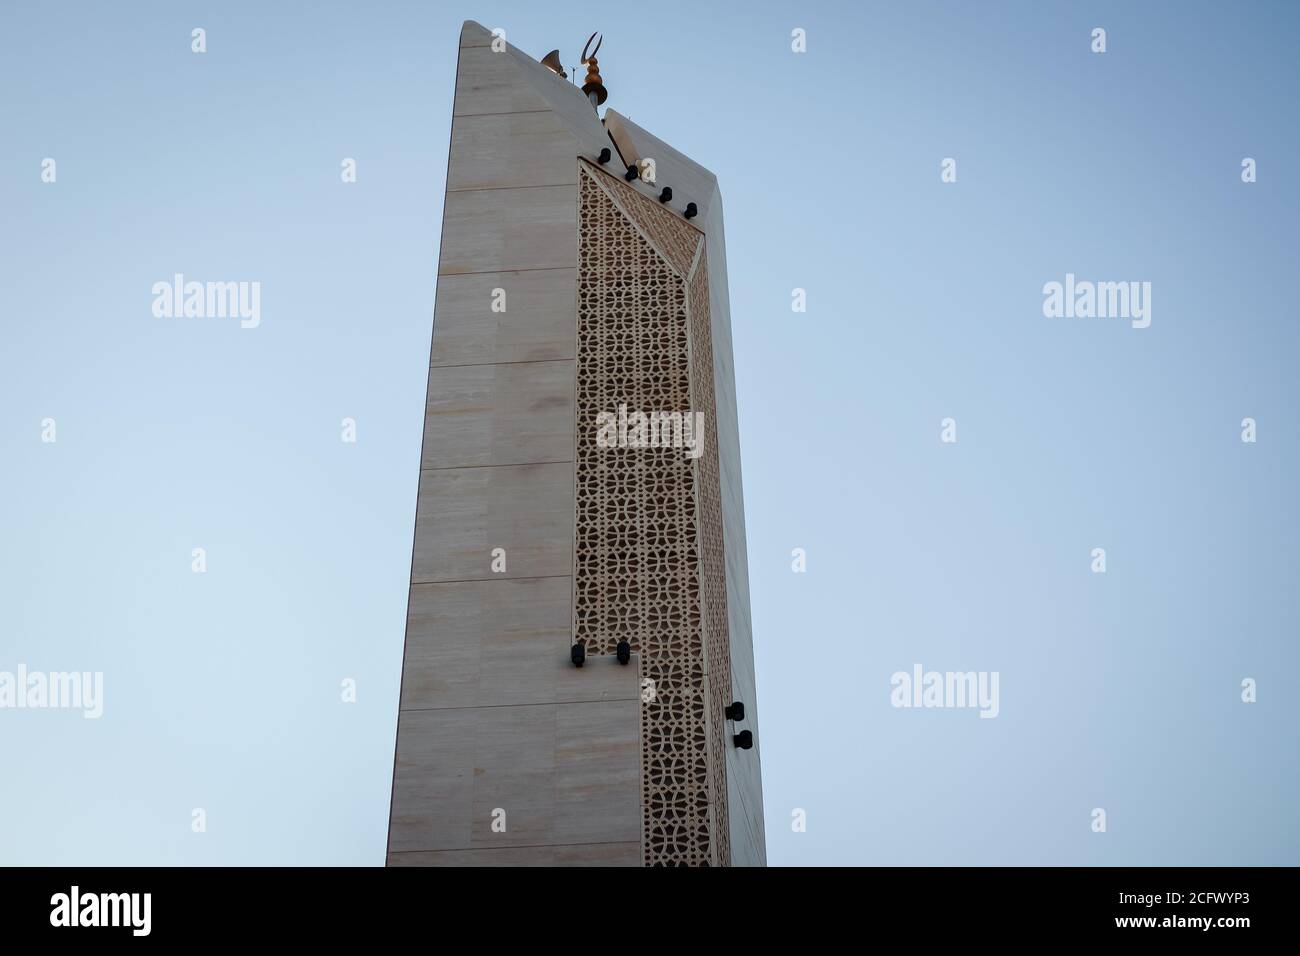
581,31,602,63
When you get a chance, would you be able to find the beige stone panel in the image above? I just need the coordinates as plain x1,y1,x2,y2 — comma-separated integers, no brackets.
410,461,573,583
503,46,614,160
552,842,640,865
468,704,557,846
388,700,640,855
553,700,642,846
437,185,577,276
448,111,579,191
429,269,576,368
452,44,553,117
604,117,640,170
459,20,494,49
387,842,640,867
420,359,574,470
388,708,475,853
457,19,612,162
700,201,767,865
726,772,766,868
400,578,640,710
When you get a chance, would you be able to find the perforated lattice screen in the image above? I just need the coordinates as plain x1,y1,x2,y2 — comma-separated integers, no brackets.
574,162,732,866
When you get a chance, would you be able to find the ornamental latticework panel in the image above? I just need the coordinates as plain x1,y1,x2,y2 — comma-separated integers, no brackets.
601,177,701,278
575,161,732,866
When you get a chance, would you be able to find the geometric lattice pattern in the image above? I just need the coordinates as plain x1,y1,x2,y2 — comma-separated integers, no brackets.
602,175,702,279
574,161,732,866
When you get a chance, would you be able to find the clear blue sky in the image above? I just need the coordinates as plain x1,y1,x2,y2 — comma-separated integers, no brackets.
2,0,1297,865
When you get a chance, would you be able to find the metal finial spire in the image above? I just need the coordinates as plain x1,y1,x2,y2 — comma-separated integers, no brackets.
580,32,607,108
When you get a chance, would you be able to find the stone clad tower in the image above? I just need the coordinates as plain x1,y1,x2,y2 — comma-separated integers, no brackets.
385,21,764,866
